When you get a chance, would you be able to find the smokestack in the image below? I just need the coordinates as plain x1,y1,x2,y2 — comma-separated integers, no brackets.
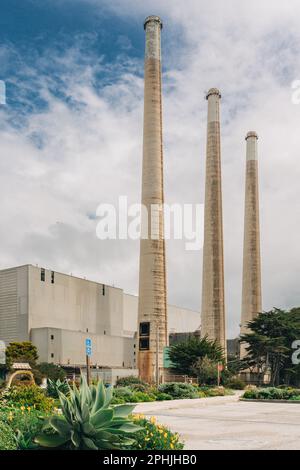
137,16,167,383
201,88,226,355
240,132,262,357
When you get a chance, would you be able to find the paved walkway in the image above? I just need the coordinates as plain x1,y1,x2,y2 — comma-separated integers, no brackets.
134,393,300,450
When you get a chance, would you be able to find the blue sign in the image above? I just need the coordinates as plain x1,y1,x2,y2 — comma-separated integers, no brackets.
85,338,92,356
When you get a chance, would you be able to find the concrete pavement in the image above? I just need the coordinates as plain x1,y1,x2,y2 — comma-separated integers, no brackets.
134,393,300,450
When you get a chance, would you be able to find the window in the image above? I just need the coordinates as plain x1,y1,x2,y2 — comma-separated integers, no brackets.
102,284,105,296
51,353,54,358
139,337,150,350
50,335,54,340
139,322,150,336
41,268,45,282
51,271,55,284
139,322,150,350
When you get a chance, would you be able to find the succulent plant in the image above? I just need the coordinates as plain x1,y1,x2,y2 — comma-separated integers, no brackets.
47,378,70,398
35,374,141,449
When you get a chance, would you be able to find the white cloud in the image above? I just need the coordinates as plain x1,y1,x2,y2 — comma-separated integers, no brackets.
1,0,300,338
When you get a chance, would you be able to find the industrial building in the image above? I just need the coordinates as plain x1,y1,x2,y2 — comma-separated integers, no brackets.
0,265,200,382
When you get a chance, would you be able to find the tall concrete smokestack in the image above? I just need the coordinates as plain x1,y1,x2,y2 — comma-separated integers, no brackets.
240,132,262,356
201,88,226,354
137,16,167,383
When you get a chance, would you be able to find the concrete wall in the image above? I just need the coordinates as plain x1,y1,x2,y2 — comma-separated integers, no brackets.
31,327,136,368
0,264,200,369
124,293,199,336
0,265,29,343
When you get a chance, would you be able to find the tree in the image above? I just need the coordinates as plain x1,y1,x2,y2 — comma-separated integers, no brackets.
36,362,66,382
6,341,38,368
168,336,224,376
240,308,300,386
191,356,218,385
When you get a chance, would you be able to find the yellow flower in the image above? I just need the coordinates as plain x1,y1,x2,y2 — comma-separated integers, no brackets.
20,406,25,411
27,406,31,412
170,443,174,449
164,433,168,438
150,416,156,424
8,412,13,422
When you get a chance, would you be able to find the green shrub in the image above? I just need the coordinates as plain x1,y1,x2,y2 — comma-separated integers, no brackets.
36,363,66,382
155,392,172,401
242,387,300,400
115,376,147,387
112,386,135,403
4,385,55,412
158,383,199,399
0,421,17,450
132,415,184,450
223,377,246,390
112,387,156,403
0,407,48,449
131,391,156,403
128,383,148,393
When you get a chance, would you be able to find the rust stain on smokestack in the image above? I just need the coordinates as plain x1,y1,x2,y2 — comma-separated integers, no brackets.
240,132,262,357
137,16,167,383
201,88,227,356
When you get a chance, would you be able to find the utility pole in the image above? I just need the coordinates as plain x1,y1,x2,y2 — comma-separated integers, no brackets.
86,355,91,386
156,321,160,387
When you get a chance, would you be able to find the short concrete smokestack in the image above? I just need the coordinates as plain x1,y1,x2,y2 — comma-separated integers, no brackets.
137,16,167,383
201,88,226,355
240,132,262,357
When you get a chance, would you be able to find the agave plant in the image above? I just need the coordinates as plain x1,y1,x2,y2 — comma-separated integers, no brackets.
35,375,142,449
47,378,70,398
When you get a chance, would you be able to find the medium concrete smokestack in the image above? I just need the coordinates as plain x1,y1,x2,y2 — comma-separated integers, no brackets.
137,16,167,383
240,132,262,356
201,88,226,354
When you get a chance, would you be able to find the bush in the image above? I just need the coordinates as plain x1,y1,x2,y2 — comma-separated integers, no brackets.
112,386,134,403
128,383,148,393
36,363,66,382
0,421,17,450
0,407,49,449
131,391,156,403
155,392,173,401
132,415,184,450
191,356,218,386
224,377,246,390
115,376,147,387
242,387,300,400
111,387,156,403
158,383,199,399
4,385,55,412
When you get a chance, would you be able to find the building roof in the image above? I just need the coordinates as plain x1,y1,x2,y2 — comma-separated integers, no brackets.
12,362,32,370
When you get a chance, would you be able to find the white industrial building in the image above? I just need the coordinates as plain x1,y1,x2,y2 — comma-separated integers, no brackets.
0,265,200,381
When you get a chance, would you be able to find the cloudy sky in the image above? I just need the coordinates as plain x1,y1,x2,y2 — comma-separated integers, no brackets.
1,0,300,338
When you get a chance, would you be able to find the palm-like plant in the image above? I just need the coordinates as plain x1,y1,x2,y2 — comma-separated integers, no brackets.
35,375,141,449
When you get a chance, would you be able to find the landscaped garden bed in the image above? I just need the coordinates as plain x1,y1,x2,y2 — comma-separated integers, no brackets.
241,387,300,402
0,377,185,450
111,376,234,404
